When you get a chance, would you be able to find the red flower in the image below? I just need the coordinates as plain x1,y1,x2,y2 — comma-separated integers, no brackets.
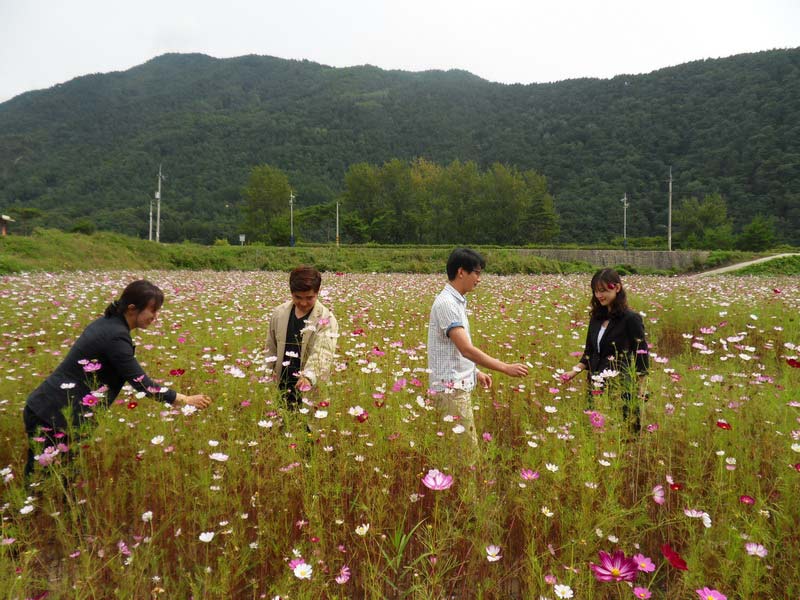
739,495,755,505
357,411,369,423
661,544,688,571
669,482,683,491
169,369,186,376
787,358,800,369
716,420,732,430
794,463,800,473
127,401,138,410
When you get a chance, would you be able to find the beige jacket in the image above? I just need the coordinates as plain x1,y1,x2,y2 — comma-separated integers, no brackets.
265,299,338,386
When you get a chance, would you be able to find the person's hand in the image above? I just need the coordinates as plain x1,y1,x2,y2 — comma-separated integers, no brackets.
477,371,493,389
504,363,529,377
560,371,575,382
176,393,212,409
295,377,313,392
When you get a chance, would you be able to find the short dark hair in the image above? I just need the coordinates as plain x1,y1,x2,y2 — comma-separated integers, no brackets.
104,280,165,318
289,266,322,293
446,248,486,281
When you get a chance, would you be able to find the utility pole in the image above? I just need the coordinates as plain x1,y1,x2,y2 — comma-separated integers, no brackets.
289,190,295,247
148,195,153,241
155,164,163,243
620,193,629,249
668,167,673,251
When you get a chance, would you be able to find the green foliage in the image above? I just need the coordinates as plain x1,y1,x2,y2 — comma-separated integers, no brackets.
734,255,800,275
736,214,776,251
1,50,799,245
69,217,96,235
241,164,292,244
674,193,736,249
340,159,559,244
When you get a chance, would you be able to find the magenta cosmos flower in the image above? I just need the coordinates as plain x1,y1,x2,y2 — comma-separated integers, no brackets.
696,588,726,600
589,550,639,582
422,469,453,491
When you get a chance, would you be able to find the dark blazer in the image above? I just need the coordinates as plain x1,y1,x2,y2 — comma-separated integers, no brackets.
580,308,649,377
26,313,177,428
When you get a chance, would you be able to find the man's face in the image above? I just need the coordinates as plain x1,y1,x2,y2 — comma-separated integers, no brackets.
291,289,319,315
460,267,482,293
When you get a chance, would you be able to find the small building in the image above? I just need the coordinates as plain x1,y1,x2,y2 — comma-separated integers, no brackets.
1,214,14,236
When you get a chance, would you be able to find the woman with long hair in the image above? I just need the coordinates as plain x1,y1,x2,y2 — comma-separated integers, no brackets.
561,268,649,432
23,279,212,478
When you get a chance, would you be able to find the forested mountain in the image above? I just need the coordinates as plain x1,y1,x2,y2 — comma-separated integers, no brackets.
1,49,798,244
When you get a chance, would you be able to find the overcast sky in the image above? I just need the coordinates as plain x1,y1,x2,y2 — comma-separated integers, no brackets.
1,0,798,103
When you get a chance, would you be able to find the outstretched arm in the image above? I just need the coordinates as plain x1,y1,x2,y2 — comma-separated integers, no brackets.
448,327,528,378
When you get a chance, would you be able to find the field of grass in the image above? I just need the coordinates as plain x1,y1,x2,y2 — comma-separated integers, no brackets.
0,230,584,276
1,270,798,599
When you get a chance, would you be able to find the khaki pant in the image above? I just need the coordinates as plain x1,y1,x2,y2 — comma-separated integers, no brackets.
435,388,479,451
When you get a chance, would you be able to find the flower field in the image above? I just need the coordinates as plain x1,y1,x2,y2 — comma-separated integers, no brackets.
1,270,798,599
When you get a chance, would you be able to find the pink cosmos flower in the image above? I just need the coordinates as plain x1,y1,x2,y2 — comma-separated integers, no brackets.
81,394,98,407
739,495,755,505
632,553,655,572
82,361,102,373
587,411,606,428
696,588,726,600
745,542,767,557
422,469,453,491
520,468,540,481
335,565,351,584
589,550,639,582
391,378,407,392
482,432,493,442
633,587,652,599
652,484,665,505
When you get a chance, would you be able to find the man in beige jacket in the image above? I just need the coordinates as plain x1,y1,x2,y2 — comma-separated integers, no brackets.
266,266,338,409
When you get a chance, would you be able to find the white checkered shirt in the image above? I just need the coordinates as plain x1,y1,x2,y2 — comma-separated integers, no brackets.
427,283,476,392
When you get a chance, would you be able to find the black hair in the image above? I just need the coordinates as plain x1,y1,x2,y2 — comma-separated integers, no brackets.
104,280,165,318
446,248,486,281
589,268,629,318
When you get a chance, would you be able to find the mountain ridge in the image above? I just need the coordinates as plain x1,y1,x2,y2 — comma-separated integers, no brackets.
1,48,798,244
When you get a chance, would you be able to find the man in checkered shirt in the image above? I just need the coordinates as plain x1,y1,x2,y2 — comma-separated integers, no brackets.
428,248,529,449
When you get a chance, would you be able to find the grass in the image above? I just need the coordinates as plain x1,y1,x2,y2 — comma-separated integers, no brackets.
0,270,798,599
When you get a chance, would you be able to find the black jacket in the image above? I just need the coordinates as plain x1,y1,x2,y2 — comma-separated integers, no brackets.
579,308,649,378
26,313,176,427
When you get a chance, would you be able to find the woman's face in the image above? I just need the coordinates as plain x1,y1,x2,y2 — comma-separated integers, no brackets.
593,281,619,307
129,300,160,330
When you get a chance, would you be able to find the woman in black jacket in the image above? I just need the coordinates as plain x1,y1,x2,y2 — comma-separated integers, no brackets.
561,268,649,432
24,279,212,478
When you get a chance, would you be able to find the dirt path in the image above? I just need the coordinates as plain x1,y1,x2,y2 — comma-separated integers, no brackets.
692,253,800,276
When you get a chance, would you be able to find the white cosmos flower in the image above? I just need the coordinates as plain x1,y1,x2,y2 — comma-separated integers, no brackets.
554,584,574,599
209,453,229,462
258,420,273,428
355,523,370,536
452,424,466,434
150,435,164,445
545,463,559,472
199,531,215,542
544,405,557,413
20,505,35,515
314,410,328,419
142,511,153,523
293,562,313,579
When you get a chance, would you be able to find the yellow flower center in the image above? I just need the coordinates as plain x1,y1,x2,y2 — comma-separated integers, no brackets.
611,568,621,576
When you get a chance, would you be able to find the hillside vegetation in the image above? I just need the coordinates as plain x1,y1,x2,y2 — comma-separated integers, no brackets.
1,49,798,244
